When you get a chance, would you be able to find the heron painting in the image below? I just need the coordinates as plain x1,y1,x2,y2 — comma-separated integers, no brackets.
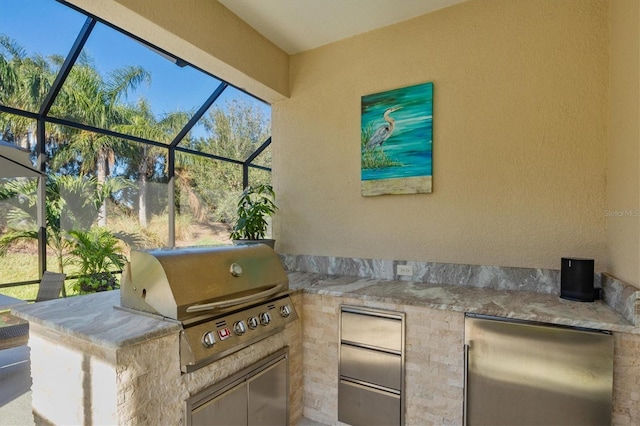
361,82,433,196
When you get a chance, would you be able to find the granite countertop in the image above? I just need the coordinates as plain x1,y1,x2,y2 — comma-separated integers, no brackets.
288,271,639,334
11,290,181,349
10,271,638,350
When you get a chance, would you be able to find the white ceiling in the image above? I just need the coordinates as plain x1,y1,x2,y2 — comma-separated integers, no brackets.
218,0,467,55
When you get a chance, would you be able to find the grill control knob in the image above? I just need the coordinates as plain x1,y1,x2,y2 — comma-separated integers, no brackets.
229,263,243,277
280,305,292,318
247,316,259,330
259,312,271,326
202,331,216,348
233,321,246,336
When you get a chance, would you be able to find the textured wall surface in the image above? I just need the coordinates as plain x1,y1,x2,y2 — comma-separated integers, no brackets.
612,332,640,425
606,0,640,286
301,294,340,424
116,333,181,425
30,326,119,425
403,304,464,425
273,0,609,270
62,0,638,280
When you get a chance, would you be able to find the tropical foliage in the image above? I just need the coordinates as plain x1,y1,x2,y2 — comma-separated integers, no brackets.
230,184,277,241
186,101,271,224
65,228,127,294
0,34,271,293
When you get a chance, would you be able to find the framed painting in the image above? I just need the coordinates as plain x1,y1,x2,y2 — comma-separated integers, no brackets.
360,82,433,196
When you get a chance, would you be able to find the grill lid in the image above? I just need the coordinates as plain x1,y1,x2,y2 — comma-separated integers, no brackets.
120,244,288,320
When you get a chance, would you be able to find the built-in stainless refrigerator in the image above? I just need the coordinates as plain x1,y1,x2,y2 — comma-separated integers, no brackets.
464,314,613,426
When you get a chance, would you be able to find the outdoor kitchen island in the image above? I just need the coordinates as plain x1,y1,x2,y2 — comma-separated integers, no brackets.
288,272,640,425
11,258,640,425
280,251,640,426
11,289,304,425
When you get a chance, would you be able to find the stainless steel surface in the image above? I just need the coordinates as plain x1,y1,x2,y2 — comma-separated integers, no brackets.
186,348,289,426
119,244,298,372
339,305,405,426
463,343,469,426
340,344,402,390
341,309,402,351
464,314,614,426
338,379,401,426
191,381,247,426
120,244,288,320
180,295,297,372
186,283,284,313
248,356,288,425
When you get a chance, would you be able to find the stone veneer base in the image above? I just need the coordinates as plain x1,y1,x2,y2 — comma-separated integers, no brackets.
300,292,640,426
28,293,304,426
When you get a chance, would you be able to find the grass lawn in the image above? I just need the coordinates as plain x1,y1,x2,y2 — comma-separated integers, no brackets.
0,252,81,300
0,218,230,302
0,253,40,300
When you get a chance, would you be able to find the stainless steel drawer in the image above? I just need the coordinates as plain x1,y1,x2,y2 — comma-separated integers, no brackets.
341,311,402,351
338,379,401,426
340,344,402,391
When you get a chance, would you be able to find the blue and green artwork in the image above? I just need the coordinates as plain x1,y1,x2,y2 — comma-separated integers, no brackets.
361,82,433,196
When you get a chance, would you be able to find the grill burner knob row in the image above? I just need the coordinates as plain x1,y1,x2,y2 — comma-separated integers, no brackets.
280,305,291,318
233,321,246,336
247,317,259,330
259,312,271,326
202,332,216,348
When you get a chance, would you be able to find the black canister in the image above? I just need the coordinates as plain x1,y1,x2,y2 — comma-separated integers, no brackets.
560,257,595,302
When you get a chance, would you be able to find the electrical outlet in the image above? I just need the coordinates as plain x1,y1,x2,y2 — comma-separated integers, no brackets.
397,264,413,277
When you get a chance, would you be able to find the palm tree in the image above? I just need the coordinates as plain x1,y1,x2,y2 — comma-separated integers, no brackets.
0,35,58,148
50,58,150,225
0,36,22,109
0,35,54,111
115,99,190,227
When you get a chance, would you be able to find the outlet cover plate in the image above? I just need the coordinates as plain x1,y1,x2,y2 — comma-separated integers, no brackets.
397,264,413,276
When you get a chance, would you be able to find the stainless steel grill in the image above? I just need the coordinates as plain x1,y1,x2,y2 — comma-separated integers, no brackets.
119,244,298,372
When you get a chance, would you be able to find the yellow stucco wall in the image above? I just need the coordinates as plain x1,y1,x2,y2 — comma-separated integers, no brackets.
64,0,639,280
273,0,610,270
606,0,640,285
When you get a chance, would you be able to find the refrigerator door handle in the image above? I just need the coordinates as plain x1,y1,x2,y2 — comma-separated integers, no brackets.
463,343,469,426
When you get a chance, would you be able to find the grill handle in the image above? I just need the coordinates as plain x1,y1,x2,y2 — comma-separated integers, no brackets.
185,283,284,313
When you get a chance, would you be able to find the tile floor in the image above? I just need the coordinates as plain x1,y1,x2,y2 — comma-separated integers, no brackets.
0,345,33,426
0,391,33,426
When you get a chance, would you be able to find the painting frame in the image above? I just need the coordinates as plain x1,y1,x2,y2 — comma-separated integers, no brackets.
360,82,433,196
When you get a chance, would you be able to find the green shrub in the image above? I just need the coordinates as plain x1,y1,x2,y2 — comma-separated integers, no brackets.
65,228,126,294
230,184,276,240
75,272,119,294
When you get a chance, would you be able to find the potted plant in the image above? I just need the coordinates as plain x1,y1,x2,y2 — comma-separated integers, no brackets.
230,184,277,248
